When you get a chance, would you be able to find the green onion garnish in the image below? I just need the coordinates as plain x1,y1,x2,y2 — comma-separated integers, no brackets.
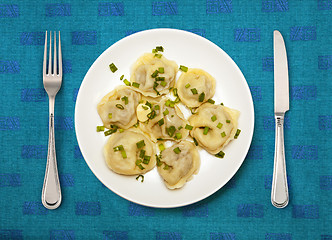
158,67,164,73
185,124,193,130
167,126,176,137
135,159,142,166
211,115,217,122
147,110,156,119
221,131,226,137
137,164,145,170
136,140,145,149
158,143,165,152
143,155,151,164
234,129,241,139
142,105,149,110
198,92,205,102
185,83,190,88
208,99,215,104
96,126,105,132
156,46,164,52
173,147,181,154
158,118,164,126
119,129,124,133
155,76,165,81
203,126,209,135
226,120,231,123
156,154,163,166
145,101,152,108
163,109,169,116
163,164,169,170
165,99,171,107
154,105,160,110
173,88,178,97
193,138,198,146
136,175,144,182
179,65,188,72
178,126,183,130
116,104,124,110
215,151,225,158
220,102,224,106
121,96,128,105
113,145,124,152
217,122,223,129
153,81,160,95
133,122,139,128
139,149,146,159
108,113,112,119
160,81,167,87
132,82,140,88
154,53,162,58
109,63,118,73
191,88,198,95
104,127,118,136
121,149,127,159
120,75,124,80
123,79,131,86
151,70,159,78
175,132,182,139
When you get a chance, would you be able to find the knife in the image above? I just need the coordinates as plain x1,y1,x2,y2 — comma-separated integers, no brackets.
271,30,289,208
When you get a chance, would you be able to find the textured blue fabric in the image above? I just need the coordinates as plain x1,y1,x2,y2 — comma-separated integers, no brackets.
0,0,331,239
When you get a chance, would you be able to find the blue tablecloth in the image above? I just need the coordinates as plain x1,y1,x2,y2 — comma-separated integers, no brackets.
0,0,331,239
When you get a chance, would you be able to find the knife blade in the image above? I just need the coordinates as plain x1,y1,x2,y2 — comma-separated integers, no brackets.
271,30,289,208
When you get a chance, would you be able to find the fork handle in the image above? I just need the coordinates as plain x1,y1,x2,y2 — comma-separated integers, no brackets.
271,113,289,208
42,98,62,209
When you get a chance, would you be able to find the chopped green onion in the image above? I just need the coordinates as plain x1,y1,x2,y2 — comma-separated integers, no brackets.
119,129,124,133
175,132,182,139
153,81,160,95
137,164,145,170
154,105,160,110
142,105,149,110
173,88,178,97
147,110,157,119
108,113,112,119
158,143,165,152
116,104,124,110
211,115,217,122
123,79,131,86
178,126,183,130
109,63,118,73
152,48,157,53
136,140,145,149
215,151,225,158
203,126,209,135
234,129,241,139
120,75,124,80
154,53,162,58
158,118,164,126
156,154,163,166
132,82,140,88
198,92,205,102
165,99,171,107
185,124,193,130
220,102,224,106
163,164,169,170
133,122,139,128
158,67,164,73
96,126,105,132
151,70,159,78
217,122,223,129
139,149,146,159
145,101,152,108
191,88,198,95
226,120,231,123
169,101,175,107
221,131,226,137
193,138,198,146
156,46,164,52
160,81,167,87
104,127,118,136
174,97,180,103
173,147,181,154
135,159,142,166
179,65,188,72
143,155,151,164
136,175,144,182
121,149,127,158
185,83,191,88
163,109,169,116
121,96,128,105
207,99,215,104
155,76,165,81
166,126,176,137
113,145,124,152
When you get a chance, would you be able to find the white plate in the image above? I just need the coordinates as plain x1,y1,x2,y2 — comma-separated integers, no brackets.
75,28,254,208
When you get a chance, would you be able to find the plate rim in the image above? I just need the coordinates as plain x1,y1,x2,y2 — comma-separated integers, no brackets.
74,28,255,208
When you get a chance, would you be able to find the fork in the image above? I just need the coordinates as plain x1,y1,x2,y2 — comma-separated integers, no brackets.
41,31,62,209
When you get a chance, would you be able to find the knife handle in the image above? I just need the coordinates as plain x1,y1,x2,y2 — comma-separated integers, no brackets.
271,113,289,208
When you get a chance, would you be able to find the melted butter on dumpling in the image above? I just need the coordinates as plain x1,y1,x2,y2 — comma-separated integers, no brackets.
188,103,240,155
130,53,178,97
157,141,200,189
97,86,141,129
175,68,216,108
138,98,189,142
103,128,156,175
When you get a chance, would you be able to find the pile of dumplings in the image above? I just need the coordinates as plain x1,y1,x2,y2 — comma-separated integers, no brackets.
97,48,240,190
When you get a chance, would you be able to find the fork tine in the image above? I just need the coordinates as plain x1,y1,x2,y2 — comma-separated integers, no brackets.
43,31,48,76
58,31,62,77
48,31,52,75
53,31,57,75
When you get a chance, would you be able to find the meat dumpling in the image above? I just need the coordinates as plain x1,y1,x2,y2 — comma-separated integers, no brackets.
103,128,156,175
188,103,240,155
175,68,216,108
138,98,189,142
130,53,178,97
97,86,141,129
157,141,200,189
